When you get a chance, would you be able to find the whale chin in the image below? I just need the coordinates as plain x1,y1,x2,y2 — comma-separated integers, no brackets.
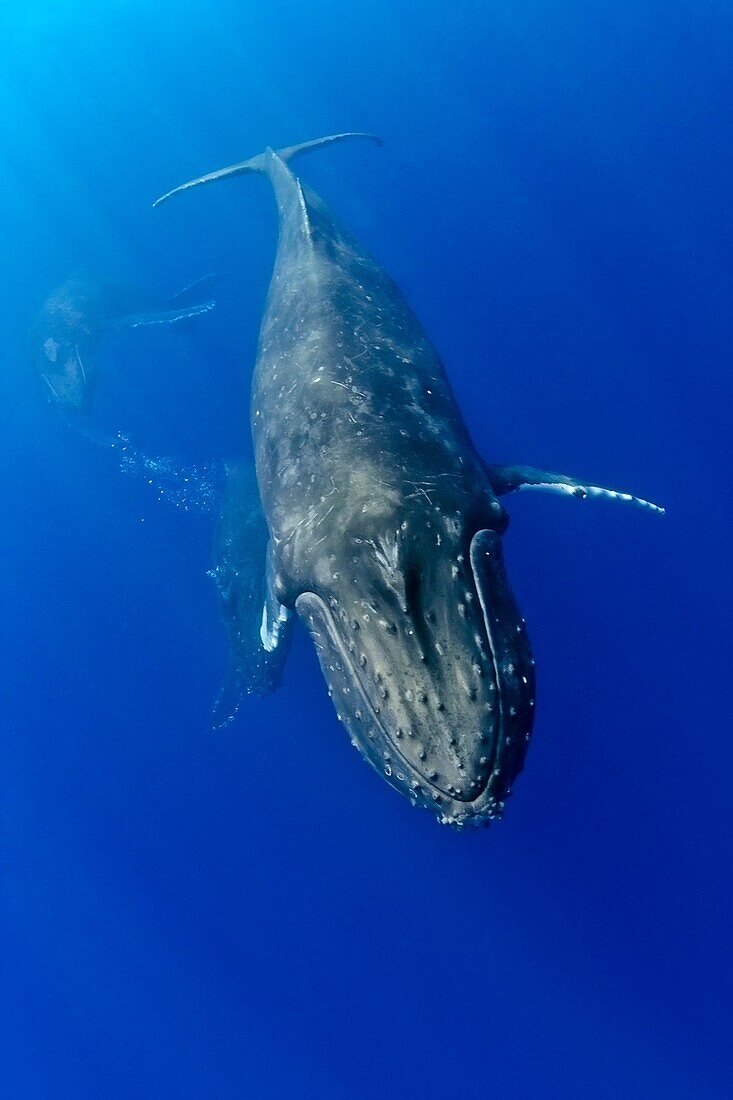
295,529,535,827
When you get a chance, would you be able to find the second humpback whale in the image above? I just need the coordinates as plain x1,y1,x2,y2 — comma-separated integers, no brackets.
156,134,662,828
30,272,215,413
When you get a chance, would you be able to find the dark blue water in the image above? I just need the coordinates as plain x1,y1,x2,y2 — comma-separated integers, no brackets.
2,3,731,1096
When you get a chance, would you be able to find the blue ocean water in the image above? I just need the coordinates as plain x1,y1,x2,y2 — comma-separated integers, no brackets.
1,2,731,1096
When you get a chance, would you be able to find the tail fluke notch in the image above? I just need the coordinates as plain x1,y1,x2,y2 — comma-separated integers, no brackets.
153,132,382,207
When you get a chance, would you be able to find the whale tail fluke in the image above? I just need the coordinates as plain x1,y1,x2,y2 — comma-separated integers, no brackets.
153,132,382,208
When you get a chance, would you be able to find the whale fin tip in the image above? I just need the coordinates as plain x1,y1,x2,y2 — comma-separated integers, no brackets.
487,464,665,515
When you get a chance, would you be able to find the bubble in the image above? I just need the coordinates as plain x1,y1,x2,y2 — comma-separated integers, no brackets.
118,441,224,515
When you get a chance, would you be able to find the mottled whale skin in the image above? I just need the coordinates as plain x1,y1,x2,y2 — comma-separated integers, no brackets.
156,134,662,828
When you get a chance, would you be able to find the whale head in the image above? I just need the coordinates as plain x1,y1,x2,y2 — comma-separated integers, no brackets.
294,496,535,828
36,338,95,413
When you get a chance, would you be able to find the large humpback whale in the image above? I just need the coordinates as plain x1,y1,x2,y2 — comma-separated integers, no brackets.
156,133,662,828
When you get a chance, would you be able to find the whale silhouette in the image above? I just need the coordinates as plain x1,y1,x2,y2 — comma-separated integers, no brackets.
156,134,663,827
30,271,215,413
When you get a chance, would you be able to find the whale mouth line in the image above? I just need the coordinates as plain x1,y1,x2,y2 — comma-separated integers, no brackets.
298,590,497,806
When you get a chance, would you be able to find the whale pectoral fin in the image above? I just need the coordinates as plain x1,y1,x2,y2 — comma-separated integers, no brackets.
210,472,295,728
486,464,665,514
172,272,218,303
210,593,293,729
259,550,294,657
209,566,294,729
210,654,260,732
109,300,216,330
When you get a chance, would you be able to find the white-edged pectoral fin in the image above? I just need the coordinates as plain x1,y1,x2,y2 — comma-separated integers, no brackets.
258,540,293,653
209,475,294,728
112,300,215,329
260,585,293,652
487,464,665,514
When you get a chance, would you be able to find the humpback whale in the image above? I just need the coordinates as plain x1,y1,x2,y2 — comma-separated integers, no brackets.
30,272,215,413
156,134,662,828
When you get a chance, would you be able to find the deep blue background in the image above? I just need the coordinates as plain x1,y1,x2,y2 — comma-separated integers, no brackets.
1,3,731,1096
